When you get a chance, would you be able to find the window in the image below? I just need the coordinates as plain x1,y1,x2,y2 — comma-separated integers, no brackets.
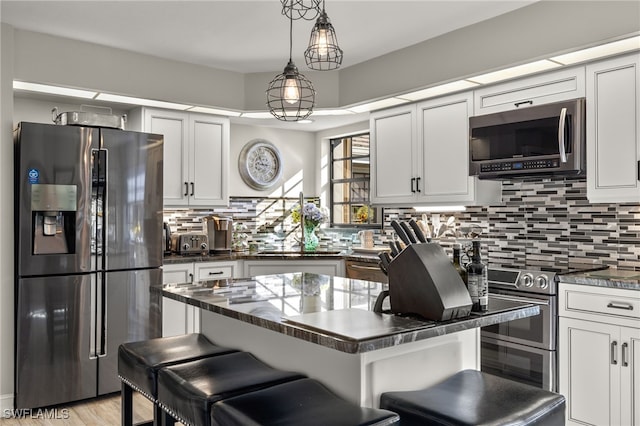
330,133,380,226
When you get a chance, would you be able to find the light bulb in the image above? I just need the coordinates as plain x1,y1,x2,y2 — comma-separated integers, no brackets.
283,77,300,104
315,28,328,58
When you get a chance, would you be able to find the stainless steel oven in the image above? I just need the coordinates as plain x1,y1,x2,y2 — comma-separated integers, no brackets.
481,268,559,392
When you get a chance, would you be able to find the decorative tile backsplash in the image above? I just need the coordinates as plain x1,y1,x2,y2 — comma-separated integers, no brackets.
166,177,640,271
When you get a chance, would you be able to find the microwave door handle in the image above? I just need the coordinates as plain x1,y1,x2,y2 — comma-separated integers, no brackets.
558,107,568,163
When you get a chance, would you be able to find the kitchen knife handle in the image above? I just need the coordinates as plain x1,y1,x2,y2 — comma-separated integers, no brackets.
415,177,421,192
184,182,189,196
391,220,412,246
400,221,417,244
388,241,398,257
408,219,427,243
410,178,416,193
611,341,618,365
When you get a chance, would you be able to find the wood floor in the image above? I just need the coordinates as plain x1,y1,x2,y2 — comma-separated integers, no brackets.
1,392,185,425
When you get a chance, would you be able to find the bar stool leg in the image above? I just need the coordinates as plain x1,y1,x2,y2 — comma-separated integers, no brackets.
121,382,133,426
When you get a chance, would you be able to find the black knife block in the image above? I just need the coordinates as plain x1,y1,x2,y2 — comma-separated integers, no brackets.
387,243,472,321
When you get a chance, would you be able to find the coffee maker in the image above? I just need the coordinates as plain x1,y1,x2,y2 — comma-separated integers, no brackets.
202,215,233,254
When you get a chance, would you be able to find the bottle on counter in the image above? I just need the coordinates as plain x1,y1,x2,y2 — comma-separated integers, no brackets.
452,243,467,285
466,240,488,312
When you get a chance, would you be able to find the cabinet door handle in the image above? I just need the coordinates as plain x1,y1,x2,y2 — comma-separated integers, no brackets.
208,271,224,275
190,182,195,196
416,177,421,193
637,160,639,181
189,273,194,283
622,342,629,367
410,178,416,193
514,100,533,107
607,302,634,310
184,182,189,196
611,341,618,365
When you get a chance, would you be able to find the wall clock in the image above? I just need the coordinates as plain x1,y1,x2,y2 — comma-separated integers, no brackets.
238,139,283,190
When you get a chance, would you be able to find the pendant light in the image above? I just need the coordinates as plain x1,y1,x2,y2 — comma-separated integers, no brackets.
280,0,321,21
267,5,316,121
304,0,343,70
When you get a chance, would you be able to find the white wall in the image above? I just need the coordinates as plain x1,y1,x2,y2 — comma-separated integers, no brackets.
0,22,15,412
229,123,318,198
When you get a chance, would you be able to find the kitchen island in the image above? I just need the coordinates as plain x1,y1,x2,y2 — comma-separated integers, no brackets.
161,272,539,408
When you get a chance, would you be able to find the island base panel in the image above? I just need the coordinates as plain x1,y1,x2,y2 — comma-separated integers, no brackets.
200,310,480,408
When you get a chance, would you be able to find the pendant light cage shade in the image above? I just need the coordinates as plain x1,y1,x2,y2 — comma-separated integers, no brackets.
281,0,321,20
304,10,343,70
267,61,316,121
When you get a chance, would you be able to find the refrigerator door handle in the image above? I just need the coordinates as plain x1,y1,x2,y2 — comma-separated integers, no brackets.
97,272,107,358
89,274,98,359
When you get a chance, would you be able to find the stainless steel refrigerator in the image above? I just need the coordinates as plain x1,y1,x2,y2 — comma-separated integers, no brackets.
14,121,163,409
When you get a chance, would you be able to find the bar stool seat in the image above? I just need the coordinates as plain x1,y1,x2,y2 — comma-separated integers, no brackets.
210,378,400,426
380,369,566,426
157,351,306,426
118,333,237,426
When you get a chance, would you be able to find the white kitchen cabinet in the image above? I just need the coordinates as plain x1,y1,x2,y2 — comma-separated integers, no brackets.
162,261,239,337
558,282,640,426
370,104,418,205
586,53,640,203
473,66,585,115
370,94,500,207
128,108,229,207
417,92,501,204
243,259,344,278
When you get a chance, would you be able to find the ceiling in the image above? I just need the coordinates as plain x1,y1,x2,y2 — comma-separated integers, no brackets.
2,0,537,131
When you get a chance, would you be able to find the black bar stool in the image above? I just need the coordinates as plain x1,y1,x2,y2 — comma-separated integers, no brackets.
380,369,566,426
118,333,237,426
210,378,400,426
156,351,306,426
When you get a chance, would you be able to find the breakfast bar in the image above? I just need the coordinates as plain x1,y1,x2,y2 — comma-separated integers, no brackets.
161,272,539,408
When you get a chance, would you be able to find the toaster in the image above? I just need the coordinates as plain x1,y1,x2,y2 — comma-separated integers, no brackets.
170,232,208,255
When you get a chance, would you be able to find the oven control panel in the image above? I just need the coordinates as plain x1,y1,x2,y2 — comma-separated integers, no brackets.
488,268,557,295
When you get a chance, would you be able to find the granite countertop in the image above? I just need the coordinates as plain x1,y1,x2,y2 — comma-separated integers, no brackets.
558,268,640,291
163,250,383,264
160,272,539,354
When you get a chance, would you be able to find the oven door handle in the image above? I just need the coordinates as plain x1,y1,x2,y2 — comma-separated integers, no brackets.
490,293,550,306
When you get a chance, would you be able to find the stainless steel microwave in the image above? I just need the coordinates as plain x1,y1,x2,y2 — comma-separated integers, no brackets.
469,98,585,179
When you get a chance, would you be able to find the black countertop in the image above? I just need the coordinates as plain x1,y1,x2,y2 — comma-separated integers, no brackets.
160,273,539,354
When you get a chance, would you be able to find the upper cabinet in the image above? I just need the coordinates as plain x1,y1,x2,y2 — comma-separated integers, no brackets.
473,67,585,116
586,53,640,203
370,93,501,206
129,108,230,207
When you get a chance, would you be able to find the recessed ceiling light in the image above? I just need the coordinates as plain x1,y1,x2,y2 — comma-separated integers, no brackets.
188,106,242,117
95,93,192,110
550,35,640,65
296,119,314,124
13,81,97,99
467,60,561,85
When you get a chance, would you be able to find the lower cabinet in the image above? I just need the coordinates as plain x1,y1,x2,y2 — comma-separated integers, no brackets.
161,261,238,337
558,283,640,426
242,259,344,278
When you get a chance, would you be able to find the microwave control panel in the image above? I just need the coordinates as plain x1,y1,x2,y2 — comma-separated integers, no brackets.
480,159,560,173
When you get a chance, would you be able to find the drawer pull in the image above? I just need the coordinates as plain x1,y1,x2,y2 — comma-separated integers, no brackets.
607,302,634,310
611,341,618,365
208,271,224,275
514,100,533,107
350,265,381,271
622,342,629,367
